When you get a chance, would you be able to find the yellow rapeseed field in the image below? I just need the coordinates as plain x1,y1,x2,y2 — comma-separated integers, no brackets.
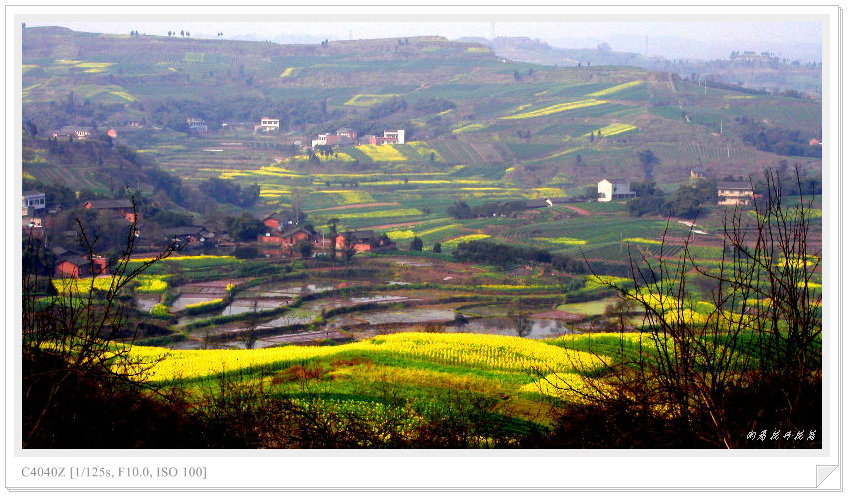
344,94,401,106
622,237,661,245
498,99,607,120
534,237,587,245
109,91,137,102
442,234,491,247
586,80,644,97
127,332,612,382
355,144,408,162
584,122,637,137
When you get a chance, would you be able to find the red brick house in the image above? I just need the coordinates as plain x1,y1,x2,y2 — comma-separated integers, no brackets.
262,213,287,232
84,199,137,223
334,230,395,254
258,227,329,255
54,254,108,278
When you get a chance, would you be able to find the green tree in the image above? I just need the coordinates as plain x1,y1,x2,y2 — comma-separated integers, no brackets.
409,237,423,251
637,149,660,181
432,242,442,254
294,239,314,259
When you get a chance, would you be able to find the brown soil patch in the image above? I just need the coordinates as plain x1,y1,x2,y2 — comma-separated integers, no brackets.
560,205,592,216
272,365,328,384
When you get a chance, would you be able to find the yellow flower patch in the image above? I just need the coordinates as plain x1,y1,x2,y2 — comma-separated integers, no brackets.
520,373,611,402
332,208,424,220
622,237,661,245
385,230,416,239
355,144,409,162
498,99,607,120
452,123,489,134
318,190,375,205
586,80,644,97
344,94,401,106
584,122,637,137
109,91,137,102
542,146,585,161
534,237,587,245
442,234,490,247
54,276,124,295
279,67,296,77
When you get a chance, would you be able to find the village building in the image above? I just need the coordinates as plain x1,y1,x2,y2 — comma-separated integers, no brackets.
51,126,94,141
83,199,137,223
54,253,109,279
334,230,395,254
167,226,213,245
311,133,343,148
311,128,358,148
336,127,358,141
690,168,708,180
366,129,406,145
382,129,405,144
255,117,280,133
186,117,208,136
258,226,329,256
597,178,635,202
717,181,755,206
261,212,292,232
22,191,46,217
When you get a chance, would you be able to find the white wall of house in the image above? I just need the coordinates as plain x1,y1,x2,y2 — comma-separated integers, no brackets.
597,179,631,202
384,129,405,144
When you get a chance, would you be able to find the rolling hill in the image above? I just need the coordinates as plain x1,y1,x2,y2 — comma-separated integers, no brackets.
22,26,821,206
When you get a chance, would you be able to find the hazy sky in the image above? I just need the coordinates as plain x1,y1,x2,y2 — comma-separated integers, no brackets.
29,20,823,61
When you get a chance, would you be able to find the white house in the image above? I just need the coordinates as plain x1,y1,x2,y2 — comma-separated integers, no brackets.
22,191,46,216
597,178,634,202
255,117,280,133
717,181,755,206
383,129,405,144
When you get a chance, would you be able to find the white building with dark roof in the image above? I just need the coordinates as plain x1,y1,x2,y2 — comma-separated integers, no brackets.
597,178,634,202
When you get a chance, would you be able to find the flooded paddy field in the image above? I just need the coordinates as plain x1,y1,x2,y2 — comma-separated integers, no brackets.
145,255,625,349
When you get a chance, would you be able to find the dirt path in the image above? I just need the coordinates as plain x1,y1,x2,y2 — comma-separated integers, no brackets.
559,205,592,216
307,202,399,212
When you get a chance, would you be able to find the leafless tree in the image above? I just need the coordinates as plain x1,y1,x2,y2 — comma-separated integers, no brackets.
22,199,179,447
549,169,821,448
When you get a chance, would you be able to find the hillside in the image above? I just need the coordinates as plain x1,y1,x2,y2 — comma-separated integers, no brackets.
22,26,821,243
461,36,823,95
23,27,820,176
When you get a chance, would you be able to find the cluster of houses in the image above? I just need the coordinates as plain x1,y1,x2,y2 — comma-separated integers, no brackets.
311,128,405,148
258,213,395,256
22,192,221,278
596,174,756,206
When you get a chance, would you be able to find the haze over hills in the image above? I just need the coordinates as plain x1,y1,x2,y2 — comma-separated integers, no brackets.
460,36,822,95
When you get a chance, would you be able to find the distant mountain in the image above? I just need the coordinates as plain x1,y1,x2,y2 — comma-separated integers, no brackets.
461,36,822,95
457,36,658,67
